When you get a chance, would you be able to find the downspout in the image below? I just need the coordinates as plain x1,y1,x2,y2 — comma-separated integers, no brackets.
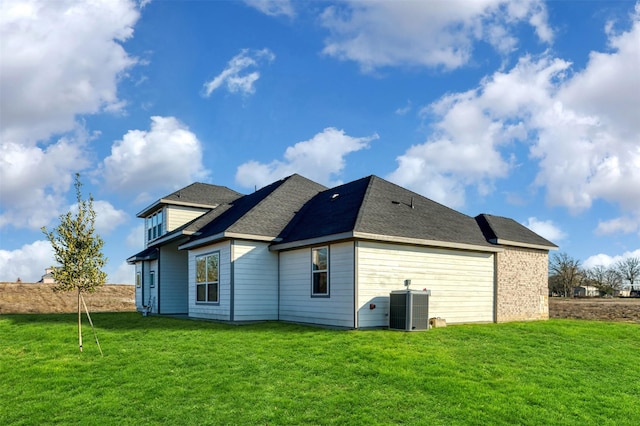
156,248,161,315
277,250,280,321
353,241,358,329
141,261,145,313
230,240,235,322
493,252,498,323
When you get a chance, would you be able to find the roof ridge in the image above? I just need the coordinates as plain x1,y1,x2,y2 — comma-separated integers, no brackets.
225,174,326,235
352,175,376,231
223,177,290,232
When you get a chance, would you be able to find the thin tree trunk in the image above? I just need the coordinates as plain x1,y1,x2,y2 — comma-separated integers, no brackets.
81,293,103,357
78,287,83,353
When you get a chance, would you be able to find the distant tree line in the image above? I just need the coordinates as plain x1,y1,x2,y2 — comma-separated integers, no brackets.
549,253,640,297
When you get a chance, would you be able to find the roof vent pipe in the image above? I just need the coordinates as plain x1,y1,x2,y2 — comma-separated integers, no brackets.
410,197,414,209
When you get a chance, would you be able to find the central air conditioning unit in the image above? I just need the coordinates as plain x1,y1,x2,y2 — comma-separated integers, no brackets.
389,289,431,331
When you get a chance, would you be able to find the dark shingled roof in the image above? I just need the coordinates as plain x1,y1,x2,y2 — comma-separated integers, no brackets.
131,175,558,256
137,182,242,217
475,214,558,249
183,174,326,247
126,246,158,264
278,176,495,248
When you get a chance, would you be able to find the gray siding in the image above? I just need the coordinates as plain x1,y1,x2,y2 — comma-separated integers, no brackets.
232,240,279,321
356,241,494,327
145,260,158,314
279,242,354,328
188,241,231,321
158,241,188,314
134,263,143,312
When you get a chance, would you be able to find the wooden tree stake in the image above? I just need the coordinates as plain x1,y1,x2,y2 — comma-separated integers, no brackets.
81,293,103,357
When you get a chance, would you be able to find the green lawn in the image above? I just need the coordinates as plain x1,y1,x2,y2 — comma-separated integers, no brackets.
1,314,638,425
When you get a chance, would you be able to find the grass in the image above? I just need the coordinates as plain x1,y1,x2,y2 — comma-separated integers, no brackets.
1,314,639,425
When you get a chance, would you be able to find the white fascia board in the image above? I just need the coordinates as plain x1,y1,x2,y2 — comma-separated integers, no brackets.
178,232,226,250
151,230,195,246
270,231,504,253
161,199,219,210
136,200,161,218
352,232,504,253
493,239,558,251
137,199,218,218
224,232,279,242
178,232,279,251
269,232,355,251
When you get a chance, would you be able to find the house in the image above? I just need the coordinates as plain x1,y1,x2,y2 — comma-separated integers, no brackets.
39,268,56,284
573,285,600,297
128,174,557,328
614,288,631,297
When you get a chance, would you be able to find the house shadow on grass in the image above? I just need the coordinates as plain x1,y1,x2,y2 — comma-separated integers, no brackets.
1,312,343,334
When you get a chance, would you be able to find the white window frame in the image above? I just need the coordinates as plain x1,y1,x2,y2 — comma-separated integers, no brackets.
311,246,329,297
149,271,155,288
136,272,141,288
146,209,164,242
196,252,220,304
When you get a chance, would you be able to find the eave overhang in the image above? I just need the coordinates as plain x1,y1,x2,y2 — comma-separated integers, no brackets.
270,231,504,253
136,199,219,218
178,232,281,251
126,247,158,264
150,230,195,246
491,238,558,251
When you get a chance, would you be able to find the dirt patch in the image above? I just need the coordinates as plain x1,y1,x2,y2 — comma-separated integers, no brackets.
0,283,136,314
549,297,640,323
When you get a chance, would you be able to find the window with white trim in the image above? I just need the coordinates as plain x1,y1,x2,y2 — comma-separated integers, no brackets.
136,272,141,288
311,247,329,296
149,271,155,288
196,252,219,303
146,210,164,242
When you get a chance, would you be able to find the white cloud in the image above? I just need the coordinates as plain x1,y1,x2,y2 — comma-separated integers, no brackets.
0,0,141,231
388,63,538,207
101,116,209,200
395,101,412,116
389,10,640,214
319,0,552,72
69,200,128,235
0,240,54,282
0,135,91,230
203,48,275,97
595,216,640,236
583,249,640,269
0,0,140,145
523,217,567,242
534,8,640,214
107,260,135,285
93,201,128,235
126,224,145,249
0,240,135,284
235,127,377,188
243,0,294,18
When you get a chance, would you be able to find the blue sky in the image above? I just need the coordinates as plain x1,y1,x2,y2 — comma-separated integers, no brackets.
1,0,639,284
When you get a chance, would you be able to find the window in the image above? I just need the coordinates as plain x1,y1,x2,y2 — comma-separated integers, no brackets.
149,271,155,288
311,247,329,296
146,210,164,242
136,272,141,288
196,252,219,303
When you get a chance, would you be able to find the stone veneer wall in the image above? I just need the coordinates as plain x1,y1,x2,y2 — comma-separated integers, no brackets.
496,246,549,322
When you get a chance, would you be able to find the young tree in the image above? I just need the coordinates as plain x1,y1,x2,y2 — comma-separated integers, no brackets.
42,174,107,352
549,252,583,297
